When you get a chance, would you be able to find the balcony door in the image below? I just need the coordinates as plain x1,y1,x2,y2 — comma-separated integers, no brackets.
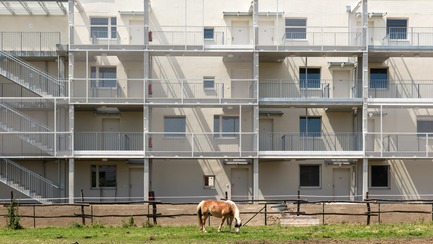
333,70,351,98
129,20,144,45
231,21,249,45
129,167,144,200
259,119,273,150
259,21,274,45
102,118,120,150
332,168,351,200
231,167,249,201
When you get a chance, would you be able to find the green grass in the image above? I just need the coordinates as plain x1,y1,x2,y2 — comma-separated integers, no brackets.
1,222,433,243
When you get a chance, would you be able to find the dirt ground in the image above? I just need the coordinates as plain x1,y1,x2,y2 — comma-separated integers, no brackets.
1,202,433,243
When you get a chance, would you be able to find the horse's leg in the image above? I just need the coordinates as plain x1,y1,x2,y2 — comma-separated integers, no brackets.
218,217,226,232
201,216,207,232
228,217,233,233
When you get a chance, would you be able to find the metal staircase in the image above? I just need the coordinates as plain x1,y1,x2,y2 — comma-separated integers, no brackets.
0,50,65,97
0,158,60,204
0,102,54,155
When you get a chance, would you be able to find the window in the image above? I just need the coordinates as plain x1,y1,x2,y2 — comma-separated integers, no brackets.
164,116,186,137
387,19,407,39
203,76,215,90
370,165,389,187
299,68,320,88
91,67,117,88
300,116,321,137
204,27,214,40
91,165,116,188
370,68,387,89
204,175,215,188
285,18,306,39
417,118,433,137
90,17,117,39
300,165,320,187
214,115,239,137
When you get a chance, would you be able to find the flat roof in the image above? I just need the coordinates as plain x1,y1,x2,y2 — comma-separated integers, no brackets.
0,0,68,15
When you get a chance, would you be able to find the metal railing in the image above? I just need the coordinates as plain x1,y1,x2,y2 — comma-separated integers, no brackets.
0,32,61,56
0,50,66,97
259,80,359,99
74,132,143,151
369,27,433,47
369,81,433,99
70,78,256,104
0,158,61,203
260,132,362,151
366,132,433,157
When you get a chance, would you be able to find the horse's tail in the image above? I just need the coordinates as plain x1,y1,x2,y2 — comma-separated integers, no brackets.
197,201,204,225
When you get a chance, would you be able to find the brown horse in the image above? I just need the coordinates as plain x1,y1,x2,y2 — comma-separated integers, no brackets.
197,199,242,234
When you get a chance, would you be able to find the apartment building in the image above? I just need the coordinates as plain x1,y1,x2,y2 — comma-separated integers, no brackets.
1,0,433,204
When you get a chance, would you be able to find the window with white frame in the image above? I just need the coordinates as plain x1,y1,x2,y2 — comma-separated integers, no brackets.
164,116,186,137
90,17,117,39
387,19,407,40
285,18,306,39
300,116,321,137
203,76,215,90
204,27,214,40
299,68,320,88
91,165,116,188
299,165,320,187
417,118,433,137
91,67,117,88
370,165,389,187
370,68,388,89
214,115,239,137
204,175,215,188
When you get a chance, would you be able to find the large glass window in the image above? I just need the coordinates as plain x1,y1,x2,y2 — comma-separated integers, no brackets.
214,115,239,137
300,165,320,187
387,19,407,40
300,116,321,137
91,165,116,188
91,67,117,88
299,68,320,88
164,116,186,137
417,118,433,137
90,17,117,39
370,68,388,89
285,18,306,39
370,165,389,187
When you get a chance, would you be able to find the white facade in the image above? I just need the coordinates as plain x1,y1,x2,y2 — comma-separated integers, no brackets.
1,0,433,203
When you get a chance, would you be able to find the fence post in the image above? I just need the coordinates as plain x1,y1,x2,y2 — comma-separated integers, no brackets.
264,203,267,226
322,202,325,225
297,190,300,216
149,191,157,225
378,203,381,223
366,192,370,225
33,205,36,228
80,189,85,225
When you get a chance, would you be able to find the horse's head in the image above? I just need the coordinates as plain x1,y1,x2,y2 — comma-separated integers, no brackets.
234,217,242,234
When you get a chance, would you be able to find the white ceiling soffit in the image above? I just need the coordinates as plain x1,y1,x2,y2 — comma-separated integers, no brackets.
0,0,68,16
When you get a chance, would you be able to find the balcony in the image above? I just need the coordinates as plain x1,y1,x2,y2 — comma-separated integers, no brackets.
369,27,433,48
257,26,363,52
71,25,253,51
259,80,360,104
366,133,433,158
369,81,433,100
70,78,256,104
259,132,362,157
0,32,61,57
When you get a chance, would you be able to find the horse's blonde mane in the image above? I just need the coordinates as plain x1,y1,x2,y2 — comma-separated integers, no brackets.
225,200,240,220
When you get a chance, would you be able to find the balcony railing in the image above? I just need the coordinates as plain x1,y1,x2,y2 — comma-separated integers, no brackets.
70,78,256,104
369,27,433,47
369,81,433,99
74,132,143,151
0,32,61,56
366,132,433,157
260,132,362,151
71,25,252,49
259,80,359,99
146,132,257,157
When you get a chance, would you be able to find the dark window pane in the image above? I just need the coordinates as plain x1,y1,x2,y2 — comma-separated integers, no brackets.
371,165,388,187
91,165,97,187
387,19,407,39
370,68,387,88
164,117,186,137
204,28,214,39
99,165,116,187
285,19,306,39
300,165,320,187
300,117,321,137
300,68,320,88
99,67,117,87
203,77,215,89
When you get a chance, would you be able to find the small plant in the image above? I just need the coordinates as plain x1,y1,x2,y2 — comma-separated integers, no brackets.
122,216,136,228
6,197,22,230
142,221,155,228
70,222,84,228
91,221,105,228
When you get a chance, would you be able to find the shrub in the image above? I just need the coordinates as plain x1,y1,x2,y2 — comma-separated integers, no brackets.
122,216,136,228
6,197,22,230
